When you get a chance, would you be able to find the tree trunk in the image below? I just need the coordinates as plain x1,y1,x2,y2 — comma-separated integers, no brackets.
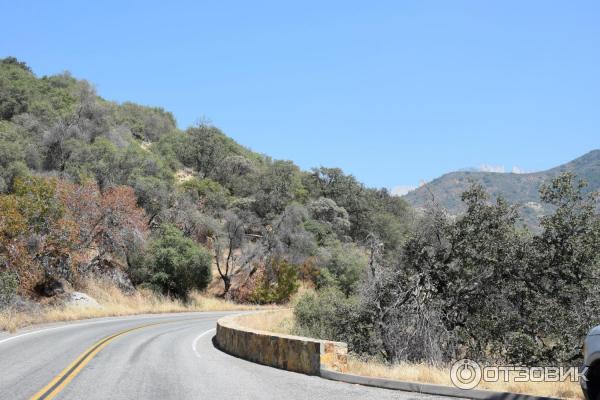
222,276,231,296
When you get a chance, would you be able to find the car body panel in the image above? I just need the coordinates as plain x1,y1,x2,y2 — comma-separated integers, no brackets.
585,334,600,366
582,326,600,400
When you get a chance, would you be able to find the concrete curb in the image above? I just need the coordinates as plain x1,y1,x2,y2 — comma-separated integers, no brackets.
320,369,561,400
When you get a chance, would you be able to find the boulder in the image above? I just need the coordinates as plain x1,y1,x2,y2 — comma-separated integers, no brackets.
67,292,101,308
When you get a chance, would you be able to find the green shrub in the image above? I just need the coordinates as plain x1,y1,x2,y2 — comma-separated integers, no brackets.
180,177,230,210
142,224,212,299
250,260,300,304
293,287,377,354
316,242,367,296
0,270,18,308
315,266,337,289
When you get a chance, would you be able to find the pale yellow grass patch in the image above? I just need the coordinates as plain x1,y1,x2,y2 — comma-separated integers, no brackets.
346,357,582,400
233,309,294,335
187,291,265,312
229,283,314,334
139,141,152,151
289,282,315,306
175,168,195,183
0,279,272,333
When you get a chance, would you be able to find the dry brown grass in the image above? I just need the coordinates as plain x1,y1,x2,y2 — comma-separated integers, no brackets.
0,279,273,333
289,282,316,305
233,309,295,335
174,168,194,183
229,283,314,334
346,357,582,399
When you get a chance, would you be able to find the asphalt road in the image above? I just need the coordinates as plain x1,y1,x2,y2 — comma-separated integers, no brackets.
0,312,455,400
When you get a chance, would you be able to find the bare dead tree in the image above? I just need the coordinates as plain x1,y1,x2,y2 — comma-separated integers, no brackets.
362,232,450,364
213,211,246,296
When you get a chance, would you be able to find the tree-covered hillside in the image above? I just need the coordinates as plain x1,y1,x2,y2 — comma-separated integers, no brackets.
0,57,412,303
403,149,600,227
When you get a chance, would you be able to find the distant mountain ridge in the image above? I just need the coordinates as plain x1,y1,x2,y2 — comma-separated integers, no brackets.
402,150,600,226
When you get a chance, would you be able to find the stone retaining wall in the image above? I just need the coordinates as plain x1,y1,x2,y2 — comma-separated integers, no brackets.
215,312,347,375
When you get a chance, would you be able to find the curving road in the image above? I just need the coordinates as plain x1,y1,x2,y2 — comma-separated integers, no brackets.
0,312,453,400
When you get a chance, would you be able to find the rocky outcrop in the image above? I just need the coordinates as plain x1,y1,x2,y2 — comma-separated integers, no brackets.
79,255,135,294
37,252,74,281
34,277,72,297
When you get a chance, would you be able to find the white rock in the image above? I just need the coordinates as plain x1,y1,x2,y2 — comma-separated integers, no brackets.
68,292,101,308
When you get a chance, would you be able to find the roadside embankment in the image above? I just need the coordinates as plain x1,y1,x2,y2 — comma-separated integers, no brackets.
0,279,268,333
215,310,580,400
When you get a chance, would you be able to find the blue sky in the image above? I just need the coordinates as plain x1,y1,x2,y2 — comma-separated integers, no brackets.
1,1,599,193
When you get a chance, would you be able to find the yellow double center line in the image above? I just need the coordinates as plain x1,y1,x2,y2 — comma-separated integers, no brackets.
30,322,164,400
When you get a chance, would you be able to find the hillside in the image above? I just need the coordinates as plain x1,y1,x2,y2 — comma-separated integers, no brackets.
403,149,600,225
0,57,411,307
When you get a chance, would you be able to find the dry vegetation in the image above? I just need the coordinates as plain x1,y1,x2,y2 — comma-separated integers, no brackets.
0,279,269,333
346,358,582,400
236,309,582,400
233,309,294,335
228,285,314,334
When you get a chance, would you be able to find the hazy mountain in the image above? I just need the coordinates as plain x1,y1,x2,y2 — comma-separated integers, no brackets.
402,150,600,226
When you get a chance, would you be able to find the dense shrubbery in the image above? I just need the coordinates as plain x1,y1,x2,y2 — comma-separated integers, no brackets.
0,175,148,294
295,173,600,366
130,224,212,299
315,242,367,296
249,260,299,304
294,287,379,355
0,271,18,308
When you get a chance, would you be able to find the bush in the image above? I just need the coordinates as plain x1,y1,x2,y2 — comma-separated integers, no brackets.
142,224,212,299
0,270,18,308
180,177,230,211
293,287,378,355
316,242,367,296
249,260,300,304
